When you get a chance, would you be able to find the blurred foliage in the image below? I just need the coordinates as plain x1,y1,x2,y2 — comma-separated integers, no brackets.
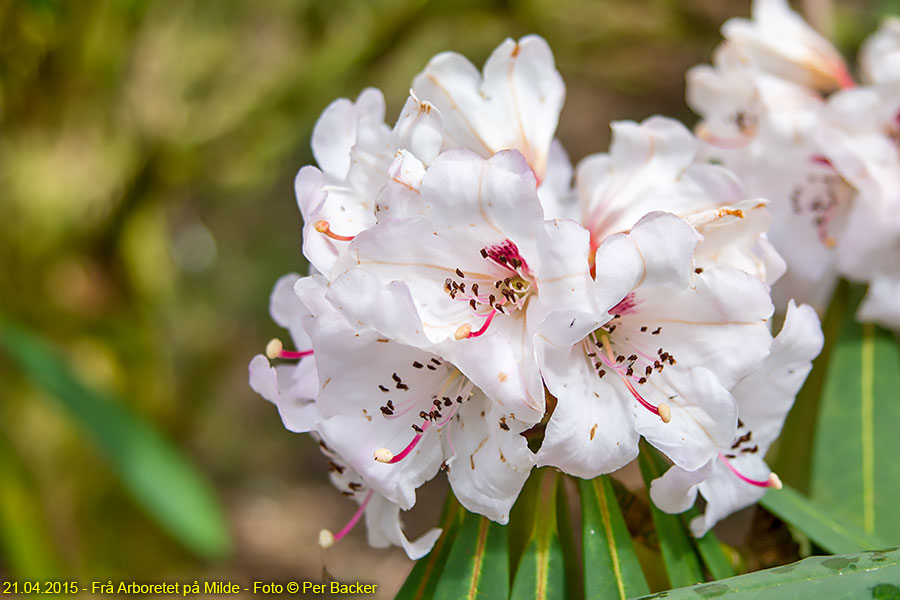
0,0,882,593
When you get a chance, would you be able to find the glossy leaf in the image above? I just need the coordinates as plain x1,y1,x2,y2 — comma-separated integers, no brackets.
511,469,565,600
395,494,463,600
760,485,889,554
433,509,510,600
0,316,231,559
638,449,704,588
579,477,650,600
811,287,900,544
633,547,900,600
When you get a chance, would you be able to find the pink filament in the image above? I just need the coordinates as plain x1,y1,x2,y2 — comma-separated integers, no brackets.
333,490,374,542
718,452,774,488
468,309,497,338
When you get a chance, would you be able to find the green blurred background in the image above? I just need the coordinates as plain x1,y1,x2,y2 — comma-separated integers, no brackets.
0,0,884,597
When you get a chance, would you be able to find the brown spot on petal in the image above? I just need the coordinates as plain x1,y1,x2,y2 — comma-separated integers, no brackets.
498,372,508,383
590,424,597,440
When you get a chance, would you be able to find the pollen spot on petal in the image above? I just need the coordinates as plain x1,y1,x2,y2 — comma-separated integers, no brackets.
498,372,508,383
376,338,389,343
590,424,597,440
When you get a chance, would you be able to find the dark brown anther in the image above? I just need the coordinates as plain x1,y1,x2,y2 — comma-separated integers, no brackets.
397,383,409,391
392,372,401,382
456,268,465,278
412,361,423,369
641,326,648,332
480,248,488,258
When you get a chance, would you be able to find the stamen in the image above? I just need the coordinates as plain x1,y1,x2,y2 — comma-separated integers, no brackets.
374,421,431,464
314,220,355,242
318,489,374,548
718,452,782,488
266,337,313,360
594,331,670,423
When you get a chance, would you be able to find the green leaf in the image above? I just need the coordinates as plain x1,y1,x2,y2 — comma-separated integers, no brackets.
681,506,735,580
395,493,463,600
0,434,62,579
811,286,900,544
511,469,565,600
760,485,889,554
638,448,704,588
0,316,231,560
579,477,650,600
771,280,848,492
557,477,583,600
633,547,900,600
433,509,509,600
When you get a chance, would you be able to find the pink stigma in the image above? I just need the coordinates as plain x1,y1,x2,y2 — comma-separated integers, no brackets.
333,489,373,542
718,452,781,488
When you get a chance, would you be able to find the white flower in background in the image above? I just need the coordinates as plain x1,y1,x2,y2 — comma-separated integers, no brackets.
860,18,900,85
327,149,595,424
720,0,853,92
296,276,535,523
248,273,320,433
535,212,774,477
813,84,900,330
650,301,823,536
316,435,442,560
575,116,785,285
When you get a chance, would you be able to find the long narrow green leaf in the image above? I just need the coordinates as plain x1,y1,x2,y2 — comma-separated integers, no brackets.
634,547,900,599
638,449,704,588
433,509,509,600
681,507,735,581
0,316,231,559
557,477,583,600
511,469,565,600
0,434,62,579
395,493,463,600
579,477,649,600
811,286,900,544
760,485,889,554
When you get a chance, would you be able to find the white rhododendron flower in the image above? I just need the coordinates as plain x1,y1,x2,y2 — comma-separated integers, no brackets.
536,213,774,477
650,301,823,536
719,0,853,92
297,275,535,523
575,116,785,284
328,149,595,423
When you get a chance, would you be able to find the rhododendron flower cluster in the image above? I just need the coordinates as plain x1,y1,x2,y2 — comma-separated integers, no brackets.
250,32,827,558
689,0,900,330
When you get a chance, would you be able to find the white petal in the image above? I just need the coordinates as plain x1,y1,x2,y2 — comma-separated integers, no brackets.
858,271,900,331
722,0,852,92
592,212,699,314
691,458,770,536
635,367,738,472
535,339,639,478
650,461,715,514
364,493,442,560
860,17,900,85
312,88,387,179
446,394,535,523
412,35,564,179
390,94,444,166
248,355,320,433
